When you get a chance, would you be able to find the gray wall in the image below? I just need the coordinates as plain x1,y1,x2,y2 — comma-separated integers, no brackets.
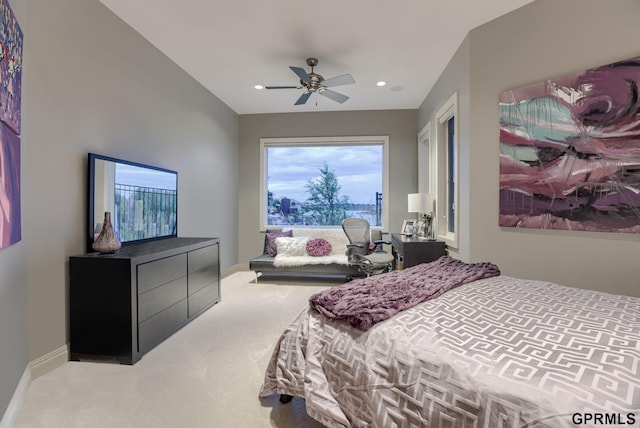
238,110,418,264
2,0,239,419
0,0,27,419
24,0,238,360
420,0,640,296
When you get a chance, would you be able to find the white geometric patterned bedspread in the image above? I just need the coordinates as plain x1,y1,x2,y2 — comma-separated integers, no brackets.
259,276,640,427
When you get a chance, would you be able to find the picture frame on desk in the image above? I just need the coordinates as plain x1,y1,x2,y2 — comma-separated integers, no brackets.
401,219,416,236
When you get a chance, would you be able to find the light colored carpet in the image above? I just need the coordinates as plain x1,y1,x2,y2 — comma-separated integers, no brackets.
13,271,330,428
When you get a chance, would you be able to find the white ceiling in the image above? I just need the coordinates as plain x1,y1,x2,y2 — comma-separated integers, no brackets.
98,0,534,115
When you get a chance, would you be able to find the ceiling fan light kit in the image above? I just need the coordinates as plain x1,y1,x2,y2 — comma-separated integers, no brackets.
265,57,355,106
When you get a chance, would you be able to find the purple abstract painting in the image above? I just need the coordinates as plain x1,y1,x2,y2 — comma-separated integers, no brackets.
499,56,640,233
0,119,19,249
0,0,22,135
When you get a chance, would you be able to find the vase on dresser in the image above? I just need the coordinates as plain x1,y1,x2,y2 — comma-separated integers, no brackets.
92,211,121,254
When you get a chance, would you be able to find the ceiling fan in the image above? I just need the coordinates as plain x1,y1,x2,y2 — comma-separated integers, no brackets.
265,57,355,105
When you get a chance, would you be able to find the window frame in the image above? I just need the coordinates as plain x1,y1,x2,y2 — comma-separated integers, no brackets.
435,92,459,249
418,121,437,235
259,136,390,231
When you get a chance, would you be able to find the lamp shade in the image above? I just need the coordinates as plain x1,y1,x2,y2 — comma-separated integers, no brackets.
426,193,435,214
408,193,433,213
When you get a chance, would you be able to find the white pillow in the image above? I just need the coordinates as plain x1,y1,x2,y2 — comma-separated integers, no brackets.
292,229,349,255
275,237,309,257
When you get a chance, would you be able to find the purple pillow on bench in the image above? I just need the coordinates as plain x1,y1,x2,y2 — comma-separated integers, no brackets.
265,230,293,256
306,238,332,257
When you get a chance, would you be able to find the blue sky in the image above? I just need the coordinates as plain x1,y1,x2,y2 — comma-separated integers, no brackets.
116,163,177,190
267,145,383,204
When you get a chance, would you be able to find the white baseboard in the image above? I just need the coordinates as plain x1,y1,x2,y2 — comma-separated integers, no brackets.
0,368,31,428
221,263,250,278
0,345,69,427
28,344,68,380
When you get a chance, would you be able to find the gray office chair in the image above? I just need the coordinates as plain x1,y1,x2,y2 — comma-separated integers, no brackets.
342,218,394,276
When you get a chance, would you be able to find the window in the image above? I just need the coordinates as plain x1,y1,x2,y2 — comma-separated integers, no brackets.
260,136,389,230
446,116,456,234
435,92,459,248
418,122,437,236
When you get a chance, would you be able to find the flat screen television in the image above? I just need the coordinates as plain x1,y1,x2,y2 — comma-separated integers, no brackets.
87,153,178,252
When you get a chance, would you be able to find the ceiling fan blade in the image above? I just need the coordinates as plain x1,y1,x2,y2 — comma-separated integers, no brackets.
321,74,355,87
265,85,302,89
320,89,349,104
290,66,312,84
294,91,312,105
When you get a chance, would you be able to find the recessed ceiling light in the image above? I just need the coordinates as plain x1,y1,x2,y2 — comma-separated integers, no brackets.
254,84,264,90
376,81,386,87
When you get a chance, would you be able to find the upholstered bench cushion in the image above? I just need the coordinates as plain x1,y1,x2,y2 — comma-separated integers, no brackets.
250,228,363,281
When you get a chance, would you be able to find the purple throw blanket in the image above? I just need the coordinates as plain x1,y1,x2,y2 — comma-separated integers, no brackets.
309,256,500,330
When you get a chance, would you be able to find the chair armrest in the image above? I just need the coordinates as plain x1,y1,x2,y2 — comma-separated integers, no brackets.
372,239,391,245
371,239,391,253
347,243,365,248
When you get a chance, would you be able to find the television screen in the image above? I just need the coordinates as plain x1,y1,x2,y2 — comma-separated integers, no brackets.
88,153,178,252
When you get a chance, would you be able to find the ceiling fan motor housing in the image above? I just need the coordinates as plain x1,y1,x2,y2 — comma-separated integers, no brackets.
302,58,322,91
303,73,323,91
265,57,354,105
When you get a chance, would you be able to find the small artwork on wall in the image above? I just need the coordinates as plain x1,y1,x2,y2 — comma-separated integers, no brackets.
0,119,20,249
0,0,22,135
499,55,640,234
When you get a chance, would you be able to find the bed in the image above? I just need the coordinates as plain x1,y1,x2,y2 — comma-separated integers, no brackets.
259,258,640,427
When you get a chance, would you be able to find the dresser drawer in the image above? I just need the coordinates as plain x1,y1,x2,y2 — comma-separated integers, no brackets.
137,253,187,294
189,283,218,318
138,276,187,323
138,299,188,353
188,244,218,295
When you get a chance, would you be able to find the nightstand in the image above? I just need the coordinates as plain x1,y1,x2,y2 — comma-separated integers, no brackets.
391,234,447,270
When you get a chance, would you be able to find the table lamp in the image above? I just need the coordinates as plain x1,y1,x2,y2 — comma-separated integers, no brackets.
408,193,434,239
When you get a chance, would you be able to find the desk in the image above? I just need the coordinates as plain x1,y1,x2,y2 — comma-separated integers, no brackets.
391,234,446,270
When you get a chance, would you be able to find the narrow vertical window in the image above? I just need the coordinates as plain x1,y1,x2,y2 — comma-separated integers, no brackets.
435,92,459,248
447,116,456,234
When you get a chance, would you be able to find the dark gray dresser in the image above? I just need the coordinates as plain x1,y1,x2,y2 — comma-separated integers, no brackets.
69,237,220,364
